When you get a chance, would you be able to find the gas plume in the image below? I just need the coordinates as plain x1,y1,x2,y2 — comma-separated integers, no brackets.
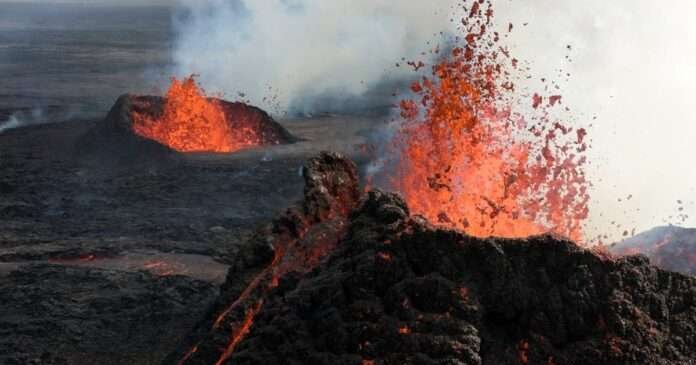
171,0,460,115
0,107,80,133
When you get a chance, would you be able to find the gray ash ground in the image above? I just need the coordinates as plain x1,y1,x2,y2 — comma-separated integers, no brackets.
0,106,376,364
0,3,172,117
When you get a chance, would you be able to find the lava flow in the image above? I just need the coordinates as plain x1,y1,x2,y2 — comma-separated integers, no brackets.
131,76,264,153
387,1,589,241
177,153,360,365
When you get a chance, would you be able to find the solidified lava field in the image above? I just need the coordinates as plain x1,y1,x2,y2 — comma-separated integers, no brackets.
0,108,376,364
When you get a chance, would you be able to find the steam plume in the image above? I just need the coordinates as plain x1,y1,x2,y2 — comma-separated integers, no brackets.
0,106,82,133
171,0,458,115
0,108,49,133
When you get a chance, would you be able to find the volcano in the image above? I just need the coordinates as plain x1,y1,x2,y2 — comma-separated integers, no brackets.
77,77,295,162
168,153,696,365
610,226,696,277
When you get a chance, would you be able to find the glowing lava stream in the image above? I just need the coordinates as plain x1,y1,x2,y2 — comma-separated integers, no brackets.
178,212,350,365
214,301,264,365
178,246,284,365
179,215,349,364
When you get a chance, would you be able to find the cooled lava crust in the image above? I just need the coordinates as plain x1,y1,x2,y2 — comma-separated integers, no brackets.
168,152,696,365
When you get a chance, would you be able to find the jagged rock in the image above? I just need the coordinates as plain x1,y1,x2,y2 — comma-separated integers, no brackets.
168,154,696,365
166,152,361,365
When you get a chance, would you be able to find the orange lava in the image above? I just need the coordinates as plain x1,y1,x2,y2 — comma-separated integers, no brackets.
178,345,198,365
517,340,529,364
181,218,349,364
215,301,263,365
389,1,589,241
143,260,177,276
132,76,261,153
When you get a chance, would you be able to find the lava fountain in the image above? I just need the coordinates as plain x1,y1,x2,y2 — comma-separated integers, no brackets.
384,1,589,241
131,76,290,153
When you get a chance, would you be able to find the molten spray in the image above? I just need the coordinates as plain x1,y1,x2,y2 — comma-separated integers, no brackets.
385,0,589,241
132,76,264,153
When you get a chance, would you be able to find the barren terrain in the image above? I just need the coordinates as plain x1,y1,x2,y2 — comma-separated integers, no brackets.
0,112,376,364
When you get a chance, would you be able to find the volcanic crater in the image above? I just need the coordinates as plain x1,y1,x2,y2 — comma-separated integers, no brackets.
77,77,296,163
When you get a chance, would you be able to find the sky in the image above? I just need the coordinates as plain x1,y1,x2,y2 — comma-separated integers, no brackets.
491,0,696,241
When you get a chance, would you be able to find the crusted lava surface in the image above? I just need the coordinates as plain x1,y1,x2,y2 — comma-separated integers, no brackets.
1,264,217,365
171,154,696,365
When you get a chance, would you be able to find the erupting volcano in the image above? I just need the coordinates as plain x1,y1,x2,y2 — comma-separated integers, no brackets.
169,153,696,365
129,76,293,153
4,0,696,364
382,1,589,241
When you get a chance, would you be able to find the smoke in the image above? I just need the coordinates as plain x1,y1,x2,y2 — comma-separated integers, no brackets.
0,106,82,133
171,0,459,115
0,109,47,133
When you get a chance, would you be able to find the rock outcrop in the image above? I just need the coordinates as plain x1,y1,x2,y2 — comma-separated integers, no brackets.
170,153,696,365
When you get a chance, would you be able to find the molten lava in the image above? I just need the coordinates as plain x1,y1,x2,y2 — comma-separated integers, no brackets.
388,1,589,241
131,76,263,153
177,153,360,364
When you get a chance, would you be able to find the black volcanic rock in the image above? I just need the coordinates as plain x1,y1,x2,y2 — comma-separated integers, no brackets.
76,94,296,164
0,263,217,365
76,95,174,165
611,226,696,276
166,151,362,365
169,154,696,365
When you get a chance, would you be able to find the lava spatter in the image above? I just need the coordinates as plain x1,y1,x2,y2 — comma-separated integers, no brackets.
383,1,589,241
131,76,280,153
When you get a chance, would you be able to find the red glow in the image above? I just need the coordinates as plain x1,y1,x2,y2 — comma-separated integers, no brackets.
517,340,529,364
181,215,350,363
143,260,176,276
215,301,263,365
132,76,269,153
178,345,198,365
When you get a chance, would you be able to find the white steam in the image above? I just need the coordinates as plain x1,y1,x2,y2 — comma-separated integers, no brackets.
0,109,47,133
171,0,459,114
0,106,82,133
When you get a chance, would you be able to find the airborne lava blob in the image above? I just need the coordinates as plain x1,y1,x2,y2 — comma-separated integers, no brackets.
385,1,589,241
131,76,265,153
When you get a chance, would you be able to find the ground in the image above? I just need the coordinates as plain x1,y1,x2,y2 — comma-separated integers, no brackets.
0,113,377,364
